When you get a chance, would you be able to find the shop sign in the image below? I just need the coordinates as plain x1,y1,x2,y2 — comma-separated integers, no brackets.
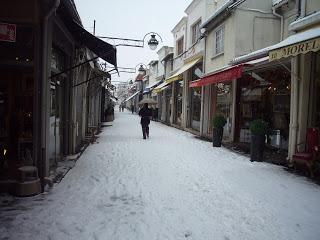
269,37,320,61
0,23,16,42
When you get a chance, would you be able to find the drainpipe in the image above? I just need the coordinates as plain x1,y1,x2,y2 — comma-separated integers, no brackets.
299,0,306,18
41,0,60,180
272,6,284,41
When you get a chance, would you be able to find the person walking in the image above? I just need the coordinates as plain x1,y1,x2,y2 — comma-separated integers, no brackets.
138,103,152,139
131,104,134,114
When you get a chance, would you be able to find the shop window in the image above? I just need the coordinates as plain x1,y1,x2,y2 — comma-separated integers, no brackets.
216,82,233,139
238,67,291,149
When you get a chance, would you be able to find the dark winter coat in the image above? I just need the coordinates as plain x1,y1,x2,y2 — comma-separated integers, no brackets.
139,107,152,125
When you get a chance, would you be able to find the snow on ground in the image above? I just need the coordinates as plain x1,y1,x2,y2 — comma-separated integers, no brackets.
1,108,320,240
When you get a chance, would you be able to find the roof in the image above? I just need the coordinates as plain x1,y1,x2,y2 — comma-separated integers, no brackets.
201,0,235,29
185,0,202,15
171,16,188,33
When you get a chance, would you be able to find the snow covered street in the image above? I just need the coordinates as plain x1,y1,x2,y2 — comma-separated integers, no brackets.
1,109,320,240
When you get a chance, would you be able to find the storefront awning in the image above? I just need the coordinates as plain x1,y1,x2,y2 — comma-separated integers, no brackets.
189,64,245,88
124,91,140,102
146,80,162,89
68,20,117,67
153,81,170,93
269,26,320,61
165,57,202,84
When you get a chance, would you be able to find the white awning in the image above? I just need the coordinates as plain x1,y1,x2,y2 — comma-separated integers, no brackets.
145,80,162,89
124,91,140,102
269,27,320,61
153,81,170,93
165,57,202,84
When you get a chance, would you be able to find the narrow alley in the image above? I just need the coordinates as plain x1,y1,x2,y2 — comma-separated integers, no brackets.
1,109,320,240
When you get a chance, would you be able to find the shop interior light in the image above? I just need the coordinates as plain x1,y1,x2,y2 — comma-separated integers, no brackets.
3,149,7,156
15,57,19,61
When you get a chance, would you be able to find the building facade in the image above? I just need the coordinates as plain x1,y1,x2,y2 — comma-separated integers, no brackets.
0,0,117,194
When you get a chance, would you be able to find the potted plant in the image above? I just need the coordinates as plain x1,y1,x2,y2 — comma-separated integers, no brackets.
212,115,227,147
249,119,268,162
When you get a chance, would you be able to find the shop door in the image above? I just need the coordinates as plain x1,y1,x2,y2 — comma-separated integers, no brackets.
166,91,171,123
190,87,201,131
49,76,63,165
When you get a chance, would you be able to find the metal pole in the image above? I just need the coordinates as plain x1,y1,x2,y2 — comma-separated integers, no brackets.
93,20,96,35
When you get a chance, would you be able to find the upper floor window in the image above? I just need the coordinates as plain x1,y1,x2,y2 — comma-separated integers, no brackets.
176,36,184,56
191,20,201,44
214,25,224,56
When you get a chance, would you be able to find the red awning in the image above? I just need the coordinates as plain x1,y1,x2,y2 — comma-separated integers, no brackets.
189,64,245,88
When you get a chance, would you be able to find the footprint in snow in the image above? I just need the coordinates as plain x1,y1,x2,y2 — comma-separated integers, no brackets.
184,231,192,238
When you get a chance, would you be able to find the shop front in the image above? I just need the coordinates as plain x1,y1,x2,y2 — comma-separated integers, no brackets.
267,26,320,161
187,61,203,131
235,62,291,150
190,65,242,142
174,80,183,126
165,85,172,124
0,23,37,189
153,81,171,124
214,81,234,141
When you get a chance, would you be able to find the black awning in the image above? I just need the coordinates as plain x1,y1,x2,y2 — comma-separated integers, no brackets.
68,20,117,67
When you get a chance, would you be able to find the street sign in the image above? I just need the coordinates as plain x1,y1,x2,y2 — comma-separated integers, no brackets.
0,23,16,42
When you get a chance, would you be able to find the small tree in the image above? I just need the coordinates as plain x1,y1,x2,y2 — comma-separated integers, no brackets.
212,115,227,147
213,115,227,129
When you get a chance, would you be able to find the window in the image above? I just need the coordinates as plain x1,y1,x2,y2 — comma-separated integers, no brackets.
191,20,201,44
214,25,224,56
177,37,184,56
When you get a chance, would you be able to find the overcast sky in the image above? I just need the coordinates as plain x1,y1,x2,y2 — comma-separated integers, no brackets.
74,0,193,83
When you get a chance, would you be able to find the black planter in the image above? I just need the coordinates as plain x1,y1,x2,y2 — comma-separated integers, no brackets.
250,134,265,162
212,127,223,147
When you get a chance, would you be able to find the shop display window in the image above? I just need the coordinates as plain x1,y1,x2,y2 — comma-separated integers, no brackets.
238,67,291,149
175,80,183,125
215,82,233,139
